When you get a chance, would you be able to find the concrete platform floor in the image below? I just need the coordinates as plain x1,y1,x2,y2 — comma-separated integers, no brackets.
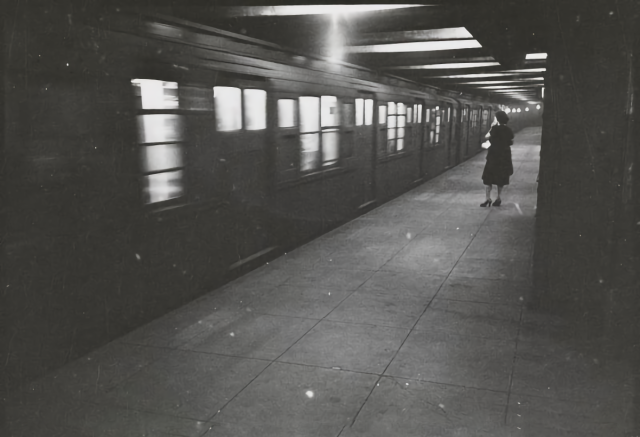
6,127,636,436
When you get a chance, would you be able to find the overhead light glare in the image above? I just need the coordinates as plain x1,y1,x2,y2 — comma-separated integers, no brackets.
429,69,546,78
454,77,545,85
348,39,482,54
479,84,544,89
526,53,548,60
387,62,499,70
503,68,547,73
219,5,424,17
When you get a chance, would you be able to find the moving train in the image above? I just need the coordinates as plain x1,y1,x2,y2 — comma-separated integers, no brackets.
5,9,503,385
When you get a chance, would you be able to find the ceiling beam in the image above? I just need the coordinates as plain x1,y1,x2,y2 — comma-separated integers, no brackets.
349,27,473,45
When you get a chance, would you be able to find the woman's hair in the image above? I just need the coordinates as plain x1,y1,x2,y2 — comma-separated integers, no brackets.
495,111,509,124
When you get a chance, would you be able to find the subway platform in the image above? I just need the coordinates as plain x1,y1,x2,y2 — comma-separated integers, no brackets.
6,127,636,436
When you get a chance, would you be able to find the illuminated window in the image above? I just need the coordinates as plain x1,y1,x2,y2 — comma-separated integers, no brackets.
435,113,441,143
447,107,451,122
426,108,431,123
299,96,341,172
379,105,387,124
397,103,406,151
481,109,489,129
387,102,396,153
364,99,374,125
299,96,320,171
133,79,179,110
132,79,185,205
407,107,413,124
321,96,340,166
214,86,242,131
381,102,407,154
214,86,267,131
417,104,422,123
243,89,267,130
278,99,297,128
355,98,364,126
141,143,183,173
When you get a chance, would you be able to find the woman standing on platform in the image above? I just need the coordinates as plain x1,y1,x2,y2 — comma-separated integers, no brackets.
480,110,514,207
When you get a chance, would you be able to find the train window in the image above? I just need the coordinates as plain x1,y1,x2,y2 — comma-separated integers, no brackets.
243,89,267,130
364,99,374,125
378,105,387,124
144,171,184,204
323,130,340,165
355,98,364,126
300,97,320,132
321,96,340,166
132,79,185,205
278,99,297,128
387,102,396,153
343,103,355,127
417,104,423,123
435,114,441,143
427,109,432,123
299,96,321,171
214,86,242,131
298,96,341,172
447,107,451,122
407,107,412,124
132,79,179,110
397,103,406,151
141,143,183,173
321,96,340,127
136,114,183,144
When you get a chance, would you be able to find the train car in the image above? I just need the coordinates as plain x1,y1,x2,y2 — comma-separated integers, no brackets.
5,9,501,386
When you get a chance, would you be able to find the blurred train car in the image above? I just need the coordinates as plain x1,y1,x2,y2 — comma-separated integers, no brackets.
5,9,501,386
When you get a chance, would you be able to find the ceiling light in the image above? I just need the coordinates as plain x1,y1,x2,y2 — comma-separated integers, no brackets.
347,39,482,54
478,84,544,89
386,62,500,70
526,53,548,60
429,69,546,78
217,5,424,17
455,78,545,84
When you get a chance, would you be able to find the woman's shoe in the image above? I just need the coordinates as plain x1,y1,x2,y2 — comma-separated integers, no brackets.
493,199,502,207
480,199,492,207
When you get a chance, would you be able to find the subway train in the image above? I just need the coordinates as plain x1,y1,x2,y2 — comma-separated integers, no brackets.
5,10,506,385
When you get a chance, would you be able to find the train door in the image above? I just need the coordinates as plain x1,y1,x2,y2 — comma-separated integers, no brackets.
450,105,459,166
211,77,273,264
444,103,453,167
470,107,479,151
354,95,376,207
411,101,424,177
479,107,489,145
273,91,301,185
461,104,470,157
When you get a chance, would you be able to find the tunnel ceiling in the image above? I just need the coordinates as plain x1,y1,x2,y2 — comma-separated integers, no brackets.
166,1,547,103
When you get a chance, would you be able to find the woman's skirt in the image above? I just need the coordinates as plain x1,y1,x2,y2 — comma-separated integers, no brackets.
482,156,511,186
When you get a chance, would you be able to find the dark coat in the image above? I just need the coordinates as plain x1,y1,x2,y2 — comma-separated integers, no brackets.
482,124,514,186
